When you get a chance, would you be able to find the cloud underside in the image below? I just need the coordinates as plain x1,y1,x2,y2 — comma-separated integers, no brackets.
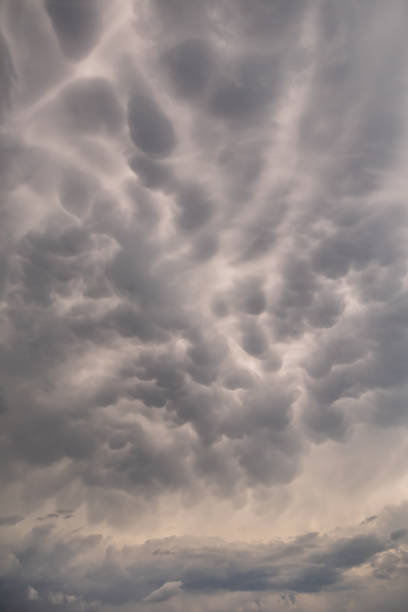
0,0,407,610
2,503,408,611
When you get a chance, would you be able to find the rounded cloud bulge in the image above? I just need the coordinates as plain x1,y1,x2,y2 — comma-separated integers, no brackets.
1,1,408,611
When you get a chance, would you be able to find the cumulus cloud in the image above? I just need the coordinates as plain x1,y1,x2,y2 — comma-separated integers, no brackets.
0,0,407,610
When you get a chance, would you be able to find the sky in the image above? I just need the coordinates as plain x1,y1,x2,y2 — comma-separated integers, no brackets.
0,0,408,610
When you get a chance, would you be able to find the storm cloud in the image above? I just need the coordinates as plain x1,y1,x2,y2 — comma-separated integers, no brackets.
0,0,407,610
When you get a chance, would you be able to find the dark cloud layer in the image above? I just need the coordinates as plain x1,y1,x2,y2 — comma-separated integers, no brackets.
0,0,407,610
1,504,408,611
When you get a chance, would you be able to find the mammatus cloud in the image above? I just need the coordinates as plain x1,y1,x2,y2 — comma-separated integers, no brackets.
0,0,407,610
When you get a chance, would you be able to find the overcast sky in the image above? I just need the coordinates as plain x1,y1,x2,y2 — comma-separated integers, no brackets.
1,0,408,610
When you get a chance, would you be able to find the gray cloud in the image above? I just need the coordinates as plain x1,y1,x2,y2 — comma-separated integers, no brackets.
240,319,269,358
45,0,102,61
0,515,23,527
1,1,407,610
232,276,267,316
128,153,175,191
176,182,214,232
209,54,282,122
161,38,214,99
57,77,123,135
1,505,407,610
0,28,15,117
127,89,176,157
144,580,183,602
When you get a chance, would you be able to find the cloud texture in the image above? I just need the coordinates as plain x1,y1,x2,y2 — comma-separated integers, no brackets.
0,0,408,610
